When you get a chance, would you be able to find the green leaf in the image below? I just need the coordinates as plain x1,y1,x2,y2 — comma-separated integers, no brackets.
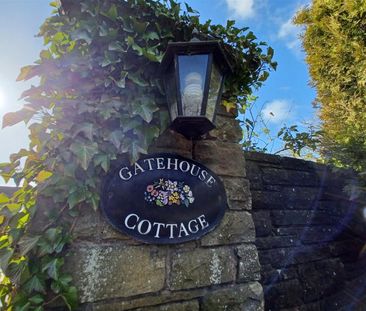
70,142,98,170
102,4,118,21
0,192,9,204
23,275,46,294
70,29,91,44
133,101,158,123
108,130,123,149
67,189,87,209
42,258,63,280
35,170,53,183
93,154,110,172
61,286,78,311
29,294,44,305
72,123,94,141
0,247,14,271
18,235,41,256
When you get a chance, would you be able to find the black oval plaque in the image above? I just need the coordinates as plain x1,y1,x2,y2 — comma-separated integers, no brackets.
100,153,227,244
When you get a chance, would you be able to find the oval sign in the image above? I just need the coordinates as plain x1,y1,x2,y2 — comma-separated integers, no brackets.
100,153,227,244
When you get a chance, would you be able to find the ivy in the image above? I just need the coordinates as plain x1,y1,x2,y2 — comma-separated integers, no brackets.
0,0,276,309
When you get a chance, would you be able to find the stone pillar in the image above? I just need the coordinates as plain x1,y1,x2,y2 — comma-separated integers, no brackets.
66,105,264,310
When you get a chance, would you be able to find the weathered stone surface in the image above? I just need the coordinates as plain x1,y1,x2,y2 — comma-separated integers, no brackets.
299,259,345,303
201,211,255,246
194,140,246,177
169,248,236,290
252,211,272,237
251,187,322,210
261,265,298,285
67,243,166,302
135,300,199,311
264,279,303,309
150,129,192,151
237,245,261,282
261,167,320,186
228,198,252,211
271,210,341,226
201,282,264,311
92,288,205,310
256,236,300,249
221,176,251,201
210,115,242,143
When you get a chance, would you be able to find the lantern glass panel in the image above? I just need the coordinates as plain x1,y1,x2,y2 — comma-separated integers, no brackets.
178,54,209,116
165,63,178,120
206,62,223,121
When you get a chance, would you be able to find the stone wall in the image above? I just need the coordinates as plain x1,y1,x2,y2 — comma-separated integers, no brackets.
245,151,366,311
56,107,263,310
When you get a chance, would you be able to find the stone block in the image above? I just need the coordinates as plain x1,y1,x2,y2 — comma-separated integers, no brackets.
252,211,272,237
261,265,297,285
256,236,299,250
264,279,303,309
67,243,166,302
194,141,246,177
201,211,255,246
271,210,340,226
150,129,192,151
135,300,199,311
298,259,345,303
261,167,320,186
236,244,261,282
228,198,252,211
245,161,262,190
201,282,264,311
209,115,242,143
251,187,321,210
169,248,236,290
221,176,251,202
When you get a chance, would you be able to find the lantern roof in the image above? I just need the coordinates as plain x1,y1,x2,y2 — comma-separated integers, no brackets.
161,40,233,75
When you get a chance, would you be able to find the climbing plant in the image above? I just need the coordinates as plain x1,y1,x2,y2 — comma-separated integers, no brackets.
0,0,276,309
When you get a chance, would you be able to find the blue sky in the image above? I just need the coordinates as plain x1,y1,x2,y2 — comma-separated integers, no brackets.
0,0,315,184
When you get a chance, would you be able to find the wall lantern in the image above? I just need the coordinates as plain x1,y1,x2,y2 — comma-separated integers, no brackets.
161,37,232,139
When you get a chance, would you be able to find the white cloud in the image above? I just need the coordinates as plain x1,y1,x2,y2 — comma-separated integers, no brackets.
225,0,255,19
277,16,302,52
262,100,294,124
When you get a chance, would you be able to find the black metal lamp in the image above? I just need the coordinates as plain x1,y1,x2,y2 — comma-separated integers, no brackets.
161,37,232,139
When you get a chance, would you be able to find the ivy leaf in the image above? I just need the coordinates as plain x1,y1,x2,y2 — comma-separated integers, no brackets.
23,275,46,294
67,189,87,209
42,258,63,280
70,29,92,44
0,247,14,271
16,65,39,81
108,130,123,150
0,192,9,204
70,142,98,170
18,235,41,256
62,286,78,311
93,154,110,172
29,294,44,305
72,123,93,141
2,109,34,129
35,170,53,183
222,100,236,113
133,101,158,123
101,4,118,21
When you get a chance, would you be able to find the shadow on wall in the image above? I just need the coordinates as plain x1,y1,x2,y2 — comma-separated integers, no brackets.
245,151,366,311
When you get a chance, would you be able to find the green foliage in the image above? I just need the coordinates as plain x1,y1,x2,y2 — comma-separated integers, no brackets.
239,96,320,158
0,0,276,309
295,0,366,171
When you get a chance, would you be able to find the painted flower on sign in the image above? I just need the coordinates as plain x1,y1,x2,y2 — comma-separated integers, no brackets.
144,179,195,207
